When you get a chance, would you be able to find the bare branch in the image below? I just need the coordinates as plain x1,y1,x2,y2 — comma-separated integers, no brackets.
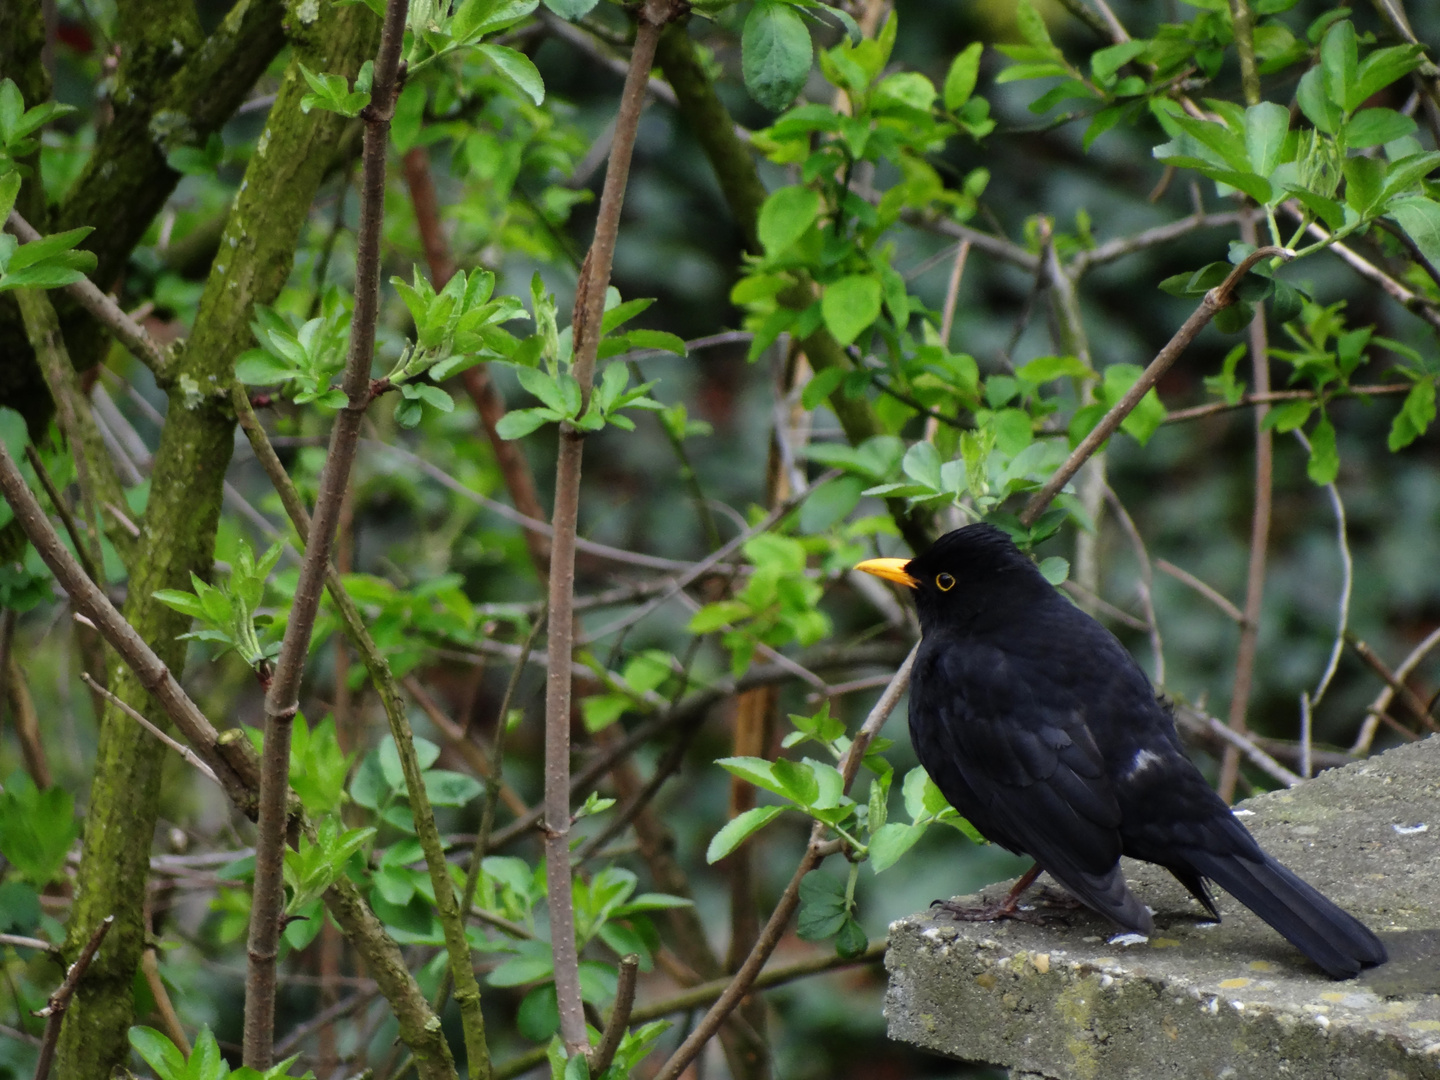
1219,216,1275,804
80,672,219,785
244,0,412,1064
1021,246,1294,526
591,954,640,1076
33,916,114,1080
1164,383,1411,423
1171,704,1303,787
4,210,170,378
1155,559,1246,625
652,646,917,1080
544,2,687,1056
1351,624,1440,755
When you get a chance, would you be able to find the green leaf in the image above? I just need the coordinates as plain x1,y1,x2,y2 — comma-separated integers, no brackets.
1244,101,1290,177
1153,146,1273,203
1388,378,1436,451
543,0,598,18
1344,108,1416,149
869,822,921,872
1037,556,1069,584
742,1,813,112
1296,67,1342,135
1306,415,1339,484
0,773,78,886
821,274,882,345
151,589,208,620
488,952,555,987
1319,20,1357,113
1350,44,1425,110
1388,197,1440,269
796,871,848,940
799,366,846,411
478,44,545,105
943,42,983,111
5,227,94,273
424,769,484,806
0,173,20,224
1102,364,1167,444
706,805,785,862
1090,39,1147,86
1342,155,1384,215
835,916,868,958
1265,399,1315,432
1283,185,1345,230
1017,354,1091,384
128,1026,186,1079
799,475,863,533
757,185,821,255
516,365,570,414
623,329,687,356
1380,152,1440,203
235,350,298,385
1014,0,1055,50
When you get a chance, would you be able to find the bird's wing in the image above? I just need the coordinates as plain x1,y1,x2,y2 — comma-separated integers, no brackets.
923,637,1152,933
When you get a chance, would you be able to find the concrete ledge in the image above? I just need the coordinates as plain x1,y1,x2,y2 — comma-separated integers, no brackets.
885,735,1440,1080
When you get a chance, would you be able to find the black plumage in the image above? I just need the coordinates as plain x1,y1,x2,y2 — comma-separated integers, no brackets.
857,523,1386,979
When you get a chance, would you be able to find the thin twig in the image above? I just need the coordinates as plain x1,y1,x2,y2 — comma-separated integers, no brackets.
1164,384,1411,423
1219,217,1275,803
4,211,170,378
578,471,839,645
243,0,412,1066
1171,704,1302,788
494,939,888,1080
1351,624,1440,754
1020,246,1293,527
1347,634,1439,733
652,646,916,1080
1103,487,1163,685
33,915,114,1080
1154,559,1246,625
80,673,220,785
369,440,707,573
23,445,99,585
591,955,639,1076
1279,203,1440,331
1295,430,1352,712
141,946,191,1056
544,5,685,1053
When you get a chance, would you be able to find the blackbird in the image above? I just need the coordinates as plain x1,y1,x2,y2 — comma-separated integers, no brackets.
857,523,1386,979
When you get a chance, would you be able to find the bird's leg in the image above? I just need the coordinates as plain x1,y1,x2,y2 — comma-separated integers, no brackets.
932,863,1052,924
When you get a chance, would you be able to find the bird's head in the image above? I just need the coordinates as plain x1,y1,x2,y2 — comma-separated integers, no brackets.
854,523,1052,627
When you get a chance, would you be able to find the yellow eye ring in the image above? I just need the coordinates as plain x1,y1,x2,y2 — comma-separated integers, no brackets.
936,573,956,592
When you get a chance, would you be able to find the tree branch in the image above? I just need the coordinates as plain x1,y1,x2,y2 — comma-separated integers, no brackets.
1020,245,1292,527
544,0,685,1057
4,211,171,378
33,916,114,1080
244,0,410,1065
652,646,916,1080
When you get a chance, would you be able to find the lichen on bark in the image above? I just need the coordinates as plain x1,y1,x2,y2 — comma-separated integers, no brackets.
53,3,380,1075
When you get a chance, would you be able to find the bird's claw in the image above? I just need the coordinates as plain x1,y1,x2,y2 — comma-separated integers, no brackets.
929,896,1062,926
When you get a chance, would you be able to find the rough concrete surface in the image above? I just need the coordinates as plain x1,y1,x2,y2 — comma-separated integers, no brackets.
885,734,1440,1080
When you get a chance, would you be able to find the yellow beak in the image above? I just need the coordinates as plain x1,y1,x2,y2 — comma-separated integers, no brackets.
854,557,918,589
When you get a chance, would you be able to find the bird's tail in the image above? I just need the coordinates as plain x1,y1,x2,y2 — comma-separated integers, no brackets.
1183,848,1386,979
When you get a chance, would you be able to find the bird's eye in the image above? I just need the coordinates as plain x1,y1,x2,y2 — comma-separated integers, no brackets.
936,573,956,592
